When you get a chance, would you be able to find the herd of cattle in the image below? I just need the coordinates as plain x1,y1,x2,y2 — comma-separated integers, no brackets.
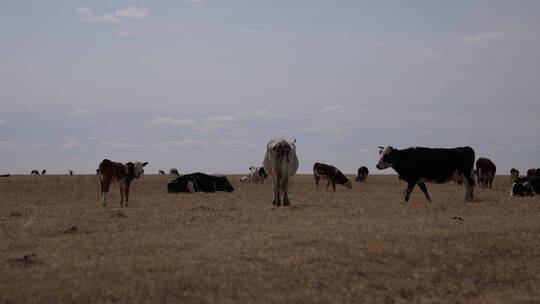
3,138,539,206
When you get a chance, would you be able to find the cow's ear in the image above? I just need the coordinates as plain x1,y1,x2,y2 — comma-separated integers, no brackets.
142,162,148,167
293,138,296,144
378,146,384,150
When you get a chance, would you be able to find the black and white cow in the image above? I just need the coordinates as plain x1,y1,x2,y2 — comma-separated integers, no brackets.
69,170,73,176
355,166,369,182
511,176,540,196
31,170,40,176
376,146,476,201
158,170,165,175
313,162,352,192
167,173,234,193
41,169,47,175
248,166,268,184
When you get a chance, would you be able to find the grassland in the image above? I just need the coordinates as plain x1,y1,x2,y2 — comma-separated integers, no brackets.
1,174,540,303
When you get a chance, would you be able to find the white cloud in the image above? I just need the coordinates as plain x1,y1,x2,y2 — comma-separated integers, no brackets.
29,143,47,150
114,28,133,37
114,6,150,19
255,110,287,119
67,109,95,119
321,105,345,114
461,32,506,45
148,117,197,127
194,115,242,131
61,142,85,149
0,141,16,149
162,139,208,150
419,49,445,62
77,7,120,23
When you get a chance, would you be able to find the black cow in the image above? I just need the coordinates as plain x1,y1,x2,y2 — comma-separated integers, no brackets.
526,168,540,177
356,166,369,182
41,169,46,175
167,173,234,193
511,176,540,196
376,146,475,201
0,174,9,177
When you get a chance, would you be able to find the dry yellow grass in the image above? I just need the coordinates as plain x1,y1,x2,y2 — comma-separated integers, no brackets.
1,174,540,303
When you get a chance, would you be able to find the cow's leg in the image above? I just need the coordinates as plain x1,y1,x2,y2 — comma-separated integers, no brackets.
100,175,110,207
272,175,280,206
283,177,290,206
403,182,416,202
418,183,432,202
332,180,336,192
124,182,131,207
462,172,475,201
314,175,320,191
119,183,125,207
326,181,330,192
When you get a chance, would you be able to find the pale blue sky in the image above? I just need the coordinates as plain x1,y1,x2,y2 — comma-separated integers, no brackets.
1,1,539,174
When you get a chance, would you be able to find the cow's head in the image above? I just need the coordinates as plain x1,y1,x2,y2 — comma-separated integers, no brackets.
376,146,395,170
129,161,148,178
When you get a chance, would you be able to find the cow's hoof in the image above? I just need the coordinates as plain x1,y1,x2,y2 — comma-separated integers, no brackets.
102,204,107,207
283,200,290,206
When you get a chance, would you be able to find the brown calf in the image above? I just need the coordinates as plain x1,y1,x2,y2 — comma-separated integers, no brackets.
313,162,352,192
99,159,148,207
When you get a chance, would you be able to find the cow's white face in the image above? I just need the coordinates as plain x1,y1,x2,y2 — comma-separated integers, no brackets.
133,162,148,178
344,179,352,189
376,146,393,170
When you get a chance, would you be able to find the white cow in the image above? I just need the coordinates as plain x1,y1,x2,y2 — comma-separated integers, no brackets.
263,138,299,206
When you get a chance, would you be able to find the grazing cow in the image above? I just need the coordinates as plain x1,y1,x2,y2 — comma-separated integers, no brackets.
41,169,46,175
69,170,73,176
0,174,9,177
356,166,369,182
158,170,165,175
376,146,475,202
248,166,268,184
510,168,519,183
99,159,148,207
31,170,40,176
313,162,352,192
526,168,540,177
263,138,299,206
170,168,180,177
168,173,234,193
476,157,496,189
511,176,540,196
239,176,250,183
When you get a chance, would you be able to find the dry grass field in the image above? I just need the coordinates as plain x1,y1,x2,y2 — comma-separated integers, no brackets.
1,174,540,303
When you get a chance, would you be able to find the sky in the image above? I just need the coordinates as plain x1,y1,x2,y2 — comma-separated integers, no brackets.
1,0,540,174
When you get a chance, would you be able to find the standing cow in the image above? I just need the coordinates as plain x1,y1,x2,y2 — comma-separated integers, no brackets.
510,168,519,183
158,170,165,175
376,146,475,202
263,138,299,206
41,169,47,175
69,170,73,176
170,168,180,177
356,166,369,182
476,157,496,189
30,170,40,176
99,159,148,207
313,162,352,192
526,168,540,177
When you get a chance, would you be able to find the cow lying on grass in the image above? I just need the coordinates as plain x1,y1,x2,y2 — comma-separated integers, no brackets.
167,173,234,193
511,177,540,196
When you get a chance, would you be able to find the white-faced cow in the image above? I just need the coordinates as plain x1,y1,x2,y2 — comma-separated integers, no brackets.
263,138,299,206
511,176,540,196
248,166,268,184
313,162,352,192
41,169,46,175
376,146,476,202
158,170,165,175
510,168,519,183
98,159,148,207
31,170,40,176
169,168,180,177
356,166,369,182
476,157,496,189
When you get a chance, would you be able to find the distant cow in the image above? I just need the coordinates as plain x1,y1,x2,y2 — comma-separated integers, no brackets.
526,168,540,177
167,173,234,193
69,170,73,176
239,176,250,183
0,174,9,177
263,138,299,206
356,166,369,182
31,170,40,176
96,169,100,175
158,170,165,175
41,169,46,175
170,168,180,177
98,159,148,207
510,168,519,183
249,166,268,184
376,146,475,201
511,176,540,196
313,162,352,192
476,157,496,189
